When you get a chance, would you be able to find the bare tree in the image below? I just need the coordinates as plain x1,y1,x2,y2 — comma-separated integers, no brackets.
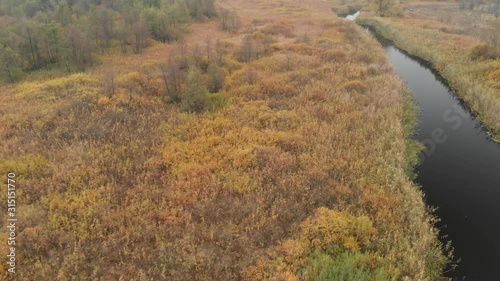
103,72,117,97
64,25,94,71
230,10,241,33
133,23,149,54
218,7,241,33
159,55,183,103
487,21,500,56
205,35,212,60
20,20,42,69
241,35,253,62
117,20,131,54
215,38,225,64
123,6,140,28
93,5,114,51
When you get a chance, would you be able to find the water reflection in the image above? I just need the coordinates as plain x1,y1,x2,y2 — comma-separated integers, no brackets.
368,29,500,280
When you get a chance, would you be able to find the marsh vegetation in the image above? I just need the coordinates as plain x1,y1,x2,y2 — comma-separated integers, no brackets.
0,0,452,280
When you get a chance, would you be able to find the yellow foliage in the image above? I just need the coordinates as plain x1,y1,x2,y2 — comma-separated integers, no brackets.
243,208,380,280
279,239,307,264
16,73,100,101
258,76,300,99
0,154,51,179
97,96,111,107
48,189,102,234
117,71,146,87
227,65,260,88
299,207,376,252
487,69,500,89
257,110,301,131
207,92,228,112
283,43,319,56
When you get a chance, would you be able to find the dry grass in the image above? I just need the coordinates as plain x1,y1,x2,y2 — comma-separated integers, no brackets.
0,0,448,280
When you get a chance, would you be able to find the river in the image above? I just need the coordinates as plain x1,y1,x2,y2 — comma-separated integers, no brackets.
371,31,500,280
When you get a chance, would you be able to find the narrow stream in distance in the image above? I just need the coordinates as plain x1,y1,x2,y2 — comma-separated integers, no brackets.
371,32,500,280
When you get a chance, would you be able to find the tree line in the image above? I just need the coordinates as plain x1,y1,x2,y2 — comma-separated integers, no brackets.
459,0,500,17
0,0,217,83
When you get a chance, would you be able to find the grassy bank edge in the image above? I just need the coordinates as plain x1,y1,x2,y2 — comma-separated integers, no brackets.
358,20,454,276
357,17,500,143
401,85,454,279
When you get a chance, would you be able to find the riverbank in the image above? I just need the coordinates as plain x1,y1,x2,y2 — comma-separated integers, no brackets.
357,16,500,142
377,35,500,279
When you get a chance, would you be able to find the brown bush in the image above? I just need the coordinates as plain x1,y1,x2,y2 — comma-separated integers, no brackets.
259,77,300,99
341,80,369,94
262,21,295,38
320,49,347,62
284,43,320,56
470,44,486,60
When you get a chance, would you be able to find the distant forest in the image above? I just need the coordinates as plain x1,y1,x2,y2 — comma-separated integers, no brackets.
0,0,217,82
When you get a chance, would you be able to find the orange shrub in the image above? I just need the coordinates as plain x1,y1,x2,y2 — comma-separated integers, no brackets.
97,96,111,107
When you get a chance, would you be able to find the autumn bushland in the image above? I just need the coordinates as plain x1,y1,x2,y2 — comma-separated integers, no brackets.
0,0,448,280
0,0,217,84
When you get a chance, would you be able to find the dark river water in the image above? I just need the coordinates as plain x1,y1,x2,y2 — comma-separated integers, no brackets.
374,34,500,280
